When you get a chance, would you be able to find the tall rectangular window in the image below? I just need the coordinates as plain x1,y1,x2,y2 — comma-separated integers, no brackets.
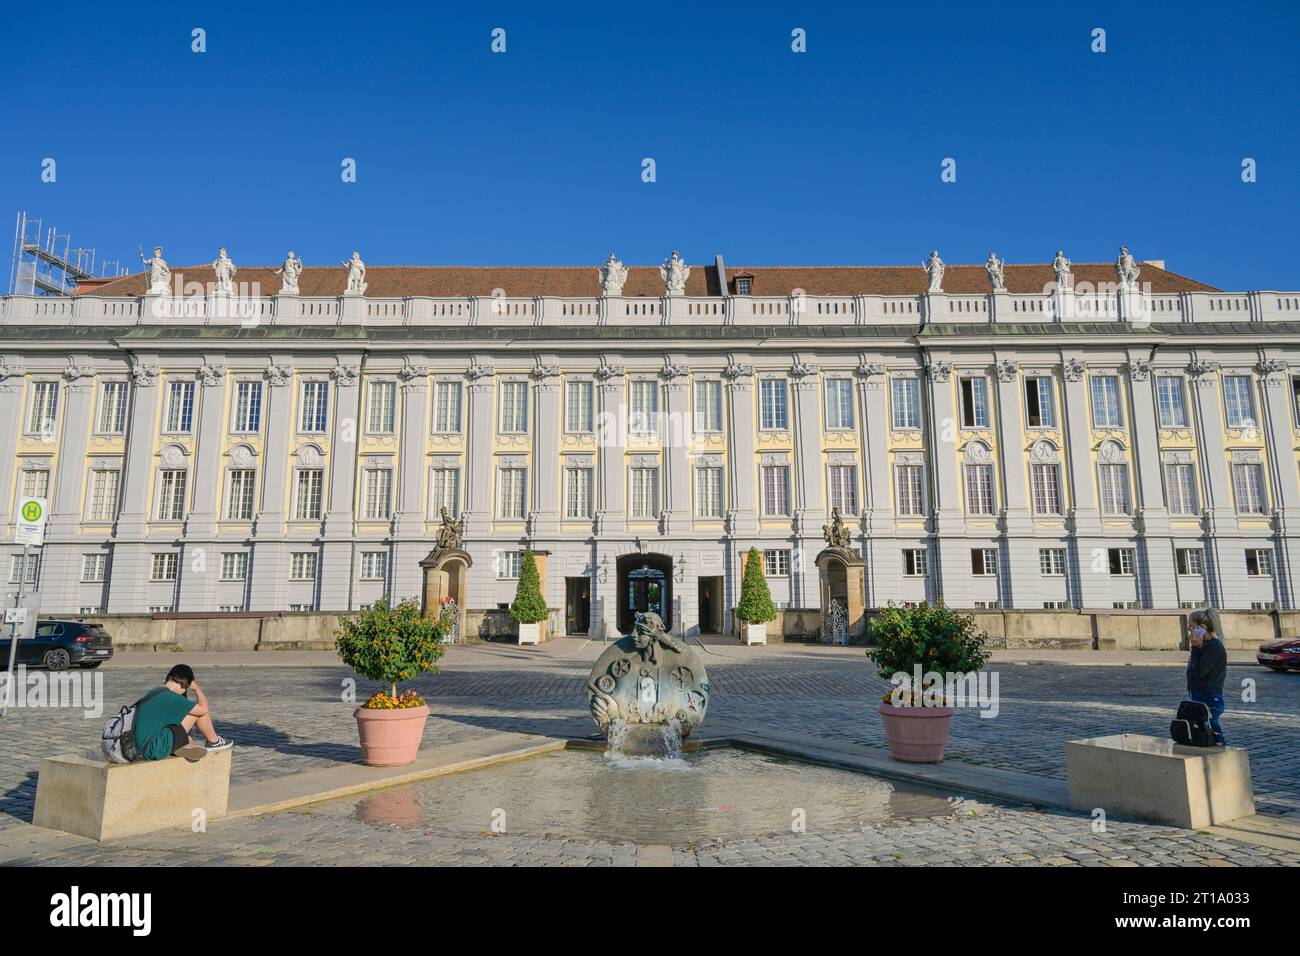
763,550,791,577
367,381,396,434
695,467,723,517
1024,377,1055,428
233,381,263,433
1030,463,1062,515
293,470,323,520
761,465,791,516
895,464,925,516
694,380,722,432
496,551,523,579
362,468,393,520
825,379,854,430
27,382,59,434
1223,376,1256,428
630,381,659,435
759,379,788,430
565,381,593,433
98,382,128,433
227,469,256,520
300,381,329,432
498,467,526,518
1156,377,1188,428
1232,463,1266,514
565,467,592,518
87,470,121,521
429,468,459,514
902,549,928,576
630,467,659,518
434,381,463,433
1164,463,1198,515
890,378,920,430
1099,463,1131,514
964,463,994,515
165,381,195,433
1090,376,1122,428
829,464,858,515
157,470,187,520
1108,548,1136,576
499,382,528,433
959,378,989,428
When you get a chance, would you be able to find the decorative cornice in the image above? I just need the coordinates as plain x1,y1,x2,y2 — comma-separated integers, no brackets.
790,362,820,380
723,363,755,381
466,362,495,381
856,362,886,380
63,359,96,382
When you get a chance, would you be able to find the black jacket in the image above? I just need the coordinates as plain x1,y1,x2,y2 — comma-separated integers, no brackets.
1187,639,1227,695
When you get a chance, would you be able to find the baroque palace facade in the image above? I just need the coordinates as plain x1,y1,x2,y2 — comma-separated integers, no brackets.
2,247,1299,637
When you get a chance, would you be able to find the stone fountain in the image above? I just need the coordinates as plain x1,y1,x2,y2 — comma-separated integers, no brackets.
586,612,710,756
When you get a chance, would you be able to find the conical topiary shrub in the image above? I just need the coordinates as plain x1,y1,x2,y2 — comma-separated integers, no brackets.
510,549,549,625
736,546,776,624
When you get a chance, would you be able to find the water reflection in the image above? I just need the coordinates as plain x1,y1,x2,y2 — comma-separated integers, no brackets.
323,749,956,845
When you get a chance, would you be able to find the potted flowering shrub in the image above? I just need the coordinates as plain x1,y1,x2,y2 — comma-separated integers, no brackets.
866,602,990,763
335,595,447,766
735,547,776,645
510,550,548,645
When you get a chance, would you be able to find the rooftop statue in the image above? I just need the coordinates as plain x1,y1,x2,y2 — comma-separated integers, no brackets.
139,245,171,296
343,251,367,295
212,246,237,295
599,254,628,296
924,250,944,293
1052,249,1072,287
276,251,303,295
660,250,690,296
587,611,710,747
985,252,1006,291
1116,245,1141,292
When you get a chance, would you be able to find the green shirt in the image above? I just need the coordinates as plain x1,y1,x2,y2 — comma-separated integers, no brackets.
133,687,196,761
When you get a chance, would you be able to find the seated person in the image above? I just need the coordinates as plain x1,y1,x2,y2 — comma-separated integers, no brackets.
134,664,233,761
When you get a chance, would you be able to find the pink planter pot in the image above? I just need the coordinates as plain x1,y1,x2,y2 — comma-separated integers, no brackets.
354,704,430,767
878,703,954,763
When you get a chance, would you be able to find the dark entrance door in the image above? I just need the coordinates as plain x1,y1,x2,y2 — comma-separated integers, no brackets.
565,577,590,635
616,554,673,634
697,576,722,634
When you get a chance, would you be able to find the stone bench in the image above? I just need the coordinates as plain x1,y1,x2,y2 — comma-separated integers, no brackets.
1066,733,1254,829
33,749,232,841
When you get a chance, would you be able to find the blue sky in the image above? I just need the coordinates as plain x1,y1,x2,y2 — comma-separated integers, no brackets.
2,0,1298,290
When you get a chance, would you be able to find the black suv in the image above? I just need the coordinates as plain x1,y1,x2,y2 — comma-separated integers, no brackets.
0,620,114,670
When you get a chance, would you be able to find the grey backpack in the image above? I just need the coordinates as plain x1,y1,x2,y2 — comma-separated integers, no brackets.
101,688,167,763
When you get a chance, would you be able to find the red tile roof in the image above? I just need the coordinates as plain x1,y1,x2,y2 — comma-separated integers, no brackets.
84,261,1219,298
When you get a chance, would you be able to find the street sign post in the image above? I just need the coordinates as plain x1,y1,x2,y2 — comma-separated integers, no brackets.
4,497,47,717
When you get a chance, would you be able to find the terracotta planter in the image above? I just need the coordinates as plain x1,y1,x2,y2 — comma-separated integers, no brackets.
354,704,430,767
878,703,954,763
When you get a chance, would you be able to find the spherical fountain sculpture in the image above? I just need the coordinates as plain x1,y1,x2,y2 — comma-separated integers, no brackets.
586,612,710,756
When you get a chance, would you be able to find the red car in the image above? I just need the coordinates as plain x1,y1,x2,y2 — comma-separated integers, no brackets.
1257,638,1300,672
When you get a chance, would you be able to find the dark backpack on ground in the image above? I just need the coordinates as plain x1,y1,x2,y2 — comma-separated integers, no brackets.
101,688,168,764
1170,699,1215,747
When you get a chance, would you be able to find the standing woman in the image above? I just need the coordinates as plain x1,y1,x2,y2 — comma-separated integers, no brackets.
1186,608,1229,746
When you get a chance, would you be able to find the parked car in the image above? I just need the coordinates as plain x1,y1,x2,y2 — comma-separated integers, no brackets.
0,620,114,670
1257,638,1300,673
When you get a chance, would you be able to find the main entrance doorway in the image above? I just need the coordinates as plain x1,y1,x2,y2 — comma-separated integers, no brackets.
565,577,591,636
616,553,673,634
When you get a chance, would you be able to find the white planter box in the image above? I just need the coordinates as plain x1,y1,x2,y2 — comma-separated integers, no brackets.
741,621,767,646
517,622,542,645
